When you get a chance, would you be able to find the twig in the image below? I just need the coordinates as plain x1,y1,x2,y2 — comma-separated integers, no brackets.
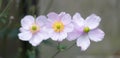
51,42,61,58
65,42,76,51
52,50,60,58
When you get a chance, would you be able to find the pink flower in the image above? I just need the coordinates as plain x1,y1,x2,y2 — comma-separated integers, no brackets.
18,15,49,46
46,12,74,41
67,13,105,51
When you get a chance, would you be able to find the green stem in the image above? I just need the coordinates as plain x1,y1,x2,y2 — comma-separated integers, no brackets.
51,42,76,58
52,50,60,58
65,42,76,51
52,42,61,58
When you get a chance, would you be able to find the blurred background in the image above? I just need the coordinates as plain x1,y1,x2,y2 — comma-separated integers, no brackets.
0,0,120,58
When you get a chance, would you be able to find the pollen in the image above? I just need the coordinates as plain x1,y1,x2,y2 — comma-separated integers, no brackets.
52,21,64,32
83,26,90,33
30,24,40,34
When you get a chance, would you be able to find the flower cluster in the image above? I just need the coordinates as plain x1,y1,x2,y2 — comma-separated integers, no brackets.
18,12,105,51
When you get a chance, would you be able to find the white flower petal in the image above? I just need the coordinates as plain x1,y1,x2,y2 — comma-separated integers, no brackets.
67,30,80,41
39,28,50,40
29,33,44,46
21,15,34,30
88,28,105,42
61,13,72,25
59,12,66,19
36,15,47,27
50,32,67,41
19,27,27,32
73,13,84,27
47,12,59,21
18,31,32,41
64,23,73,33
85,14,101,29
58,32,67,41
77,34,90,51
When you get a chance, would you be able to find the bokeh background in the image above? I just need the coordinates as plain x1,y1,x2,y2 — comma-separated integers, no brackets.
0,0,120,58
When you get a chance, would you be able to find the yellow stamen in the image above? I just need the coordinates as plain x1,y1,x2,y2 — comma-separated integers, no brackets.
83,27,90,33
30,24,40,34
52,21,64,32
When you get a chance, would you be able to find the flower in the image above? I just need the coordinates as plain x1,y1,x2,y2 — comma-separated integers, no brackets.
67,13,105,51
18,15,49,46
46,12,73,41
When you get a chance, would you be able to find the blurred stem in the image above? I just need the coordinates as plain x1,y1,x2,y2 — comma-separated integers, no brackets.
52,42,61,58
52,50,60,58
2,15,12,58
64,42,76,52
42,0,54,14
1,0,13,57
51,42,76,58
0,0,12,17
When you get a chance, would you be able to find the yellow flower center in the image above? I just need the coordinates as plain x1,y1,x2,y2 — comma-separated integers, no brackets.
30,24,40,34
83,27,90,33
52,21,64,32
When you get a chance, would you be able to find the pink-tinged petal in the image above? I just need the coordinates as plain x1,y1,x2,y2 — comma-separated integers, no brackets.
88,28,105,42
45,27,54,34
50,32,58,41
58,32,67,41
47,12,59,21
21,15,34,30
61,13,72,25
50,32,67,41
64,23,73,33
77,34,90,51
59,12,66,19
18,31,32,41
44,20,53,28
29,32,45,46
40,27,50,40
85,14,101,29
73,13,84,27
67,30,80,41
36,15,47,27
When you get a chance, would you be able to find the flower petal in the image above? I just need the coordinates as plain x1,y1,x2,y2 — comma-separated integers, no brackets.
36,15,47,27
88,28,105,42
19,27,27,32
18,31,32,41
29,33,44,46
40,27,50,40
73,13,84,27
47,12,59,21
77,34,90,51
67,30,80,41
21,15,34,30
64,23,73,33
61,13,72,25
85,14,101,29
59,12,66,19
50,32,67,41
